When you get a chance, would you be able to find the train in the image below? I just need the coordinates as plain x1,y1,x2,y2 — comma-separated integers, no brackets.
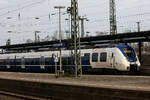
0,44,141,74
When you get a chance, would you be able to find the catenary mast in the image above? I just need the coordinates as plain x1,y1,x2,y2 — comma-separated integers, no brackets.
71,0,82,77
110,0,117,35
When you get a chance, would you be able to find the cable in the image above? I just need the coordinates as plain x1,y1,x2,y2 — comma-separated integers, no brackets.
0,0,46,17
0,0,35,11
118,12,150,19
0,10,67,24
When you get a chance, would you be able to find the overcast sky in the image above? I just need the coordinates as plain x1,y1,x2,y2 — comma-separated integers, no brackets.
0,0,150,45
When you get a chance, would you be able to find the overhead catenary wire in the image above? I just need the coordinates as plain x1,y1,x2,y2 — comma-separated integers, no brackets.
0,0,150,45
0,0,46,17
0,0,41,11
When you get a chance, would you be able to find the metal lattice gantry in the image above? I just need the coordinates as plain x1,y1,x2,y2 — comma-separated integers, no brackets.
110,0,117,35
71,0,82,77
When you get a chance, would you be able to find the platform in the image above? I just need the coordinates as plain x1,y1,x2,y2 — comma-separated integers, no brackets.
0,72,150,100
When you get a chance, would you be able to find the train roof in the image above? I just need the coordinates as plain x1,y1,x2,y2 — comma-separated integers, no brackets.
0,44,133,59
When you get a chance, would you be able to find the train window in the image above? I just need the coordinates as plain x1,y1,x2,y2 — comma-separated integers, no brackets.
10,59,14,65
5,59,7,65
0,59,5,65
68,57,74,65
62,57,68,65
49,57,54,65
0,59,3,65
100,52,107,62
84,53,90,62
25,58,30,65
92,53,98,62
45,58,50,65
16,59,21,65
122,47,135,58
30,58,35,65
35,58,40,65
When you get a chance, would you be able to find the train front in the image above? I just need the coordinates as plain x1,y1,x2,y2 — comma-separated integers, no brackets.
117,45,141,72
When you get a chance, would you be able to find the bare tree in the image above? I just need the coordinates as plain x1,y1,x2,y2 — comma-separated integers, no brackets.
26,39,33,43
41,35,51,42
51,30,58,41
95,31,108,36
6,39,11,46
65,30,70,39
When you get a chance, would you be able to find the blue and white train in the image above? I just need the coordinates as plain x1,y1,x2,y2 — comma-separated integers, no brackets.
0,44,140,73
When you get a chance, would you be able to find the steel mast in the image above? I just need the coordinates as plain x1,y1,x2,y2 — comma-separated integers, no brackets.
71,0,82,77
110,0,117,35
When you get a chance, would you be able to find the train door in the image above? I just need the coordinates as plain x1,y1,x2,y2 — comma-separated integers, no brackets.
84,53,90,65
110,52,115,68
40,56,45,71
21,57,25,70
11,56,17,71
6,57,10,70
83,53,91,73
91,53,98,68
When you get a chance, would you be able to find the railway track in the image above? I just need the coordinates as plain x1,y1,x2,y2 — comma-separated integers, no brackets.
0,91,42,100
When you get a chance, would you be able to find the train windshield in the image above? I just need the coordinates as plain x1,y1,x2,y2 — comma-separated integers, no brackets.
122,47,135,58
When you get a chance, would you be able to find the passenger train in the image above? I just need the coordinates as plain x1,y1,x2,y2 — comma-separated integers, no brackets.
0,44,140,74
